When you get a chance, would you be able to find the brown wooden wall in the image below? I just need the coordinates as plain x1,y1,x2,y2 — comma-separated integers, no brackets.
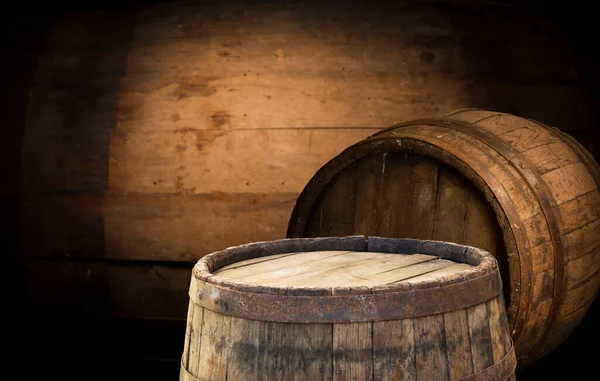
4,0,600,379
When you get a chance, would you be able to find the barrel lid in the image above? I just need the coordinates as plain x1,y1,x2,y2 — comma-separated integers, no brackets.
190,236,501,323
212,250,474,290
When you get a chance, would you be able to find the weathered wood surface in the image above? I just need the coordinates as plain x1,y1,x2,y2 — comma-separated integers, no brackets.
181,237,515,381
215,250,467,288
287,109,600,366
22,0,592,264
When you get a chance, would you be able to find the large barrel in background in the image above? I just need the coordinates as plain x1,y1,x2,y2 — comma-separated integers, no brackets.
183,236,516,381
287,109,600,366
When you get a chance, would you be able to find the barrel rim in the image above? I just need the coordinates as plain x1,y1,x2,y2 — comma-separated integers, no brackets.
188,236,503,323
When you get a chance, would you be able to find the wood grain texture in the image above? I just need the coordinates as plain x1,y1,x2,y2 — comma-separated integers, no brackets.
353,154,385,236
415,314,448,381
373,319,416,381
270,323,333,381
443,309,473,380
467,303,494,373
215,251,469,289
22,192,296,261
226,317,264,381
289,109,600,365
333,323,373,381
378,152,412,237
406,156,440,239
187,305,205,376
195,308,231,380
318,162,359,237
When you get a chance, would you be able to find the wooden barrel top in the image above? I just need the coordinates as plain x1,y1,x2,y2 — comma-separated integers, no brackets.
190,237,501,323
213,250,474,289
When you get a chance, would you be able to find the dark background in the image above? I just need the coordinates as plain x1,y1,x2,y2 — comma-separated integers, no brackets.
3,0,597,379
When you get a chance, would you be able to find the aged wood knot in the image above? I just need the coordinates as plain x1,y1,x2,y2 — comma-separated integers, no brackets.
213,297,220,304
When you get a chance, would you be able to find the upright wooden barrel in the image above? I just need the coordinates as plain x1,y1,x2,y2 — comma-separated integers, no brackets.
182,236,516,381
287,109,600,366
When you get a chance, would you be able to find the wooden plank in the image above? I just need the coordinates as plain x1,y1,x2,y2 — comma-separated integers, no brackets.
467,303,494,373
402,263,472,285
561,271,600,315
105,193,296,261
269,323,333,380
215,251,352,280
443,309,473,380
217,252,298,272
226,316,263,381
414,314,448,381
21,192,296,261
373,319,416,381
353,154,385,236
496,121,562,152
377,152,412,237
108,128,375,194
516,296,552,359
305,196,323,237
270,257,452,289
487,298,511,363
432,166,469,243
462,182,502,256
461,181,508,287
566,246,600,290
556,190,600,235
318,162,358,237
447,110,503,124
196,308,231,380
290,254,439,288
529,242,554,274
231,251,384,286
521,141,581,175
562,217,600,261
333,322,372,381
406,156,439,239
187,305,205,376
542,162,597,205
181,300,195,369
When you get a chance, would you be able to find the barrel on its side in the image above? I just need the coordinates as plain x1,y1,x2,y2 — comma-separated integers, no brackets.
287,109,600,366
181,236,516,381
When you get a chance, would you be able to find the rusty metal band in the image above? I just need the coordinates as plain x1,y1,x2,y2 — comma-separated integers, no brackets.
458,344,516,381
180,361,202,381
386,117,564,352
189,269,501,323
